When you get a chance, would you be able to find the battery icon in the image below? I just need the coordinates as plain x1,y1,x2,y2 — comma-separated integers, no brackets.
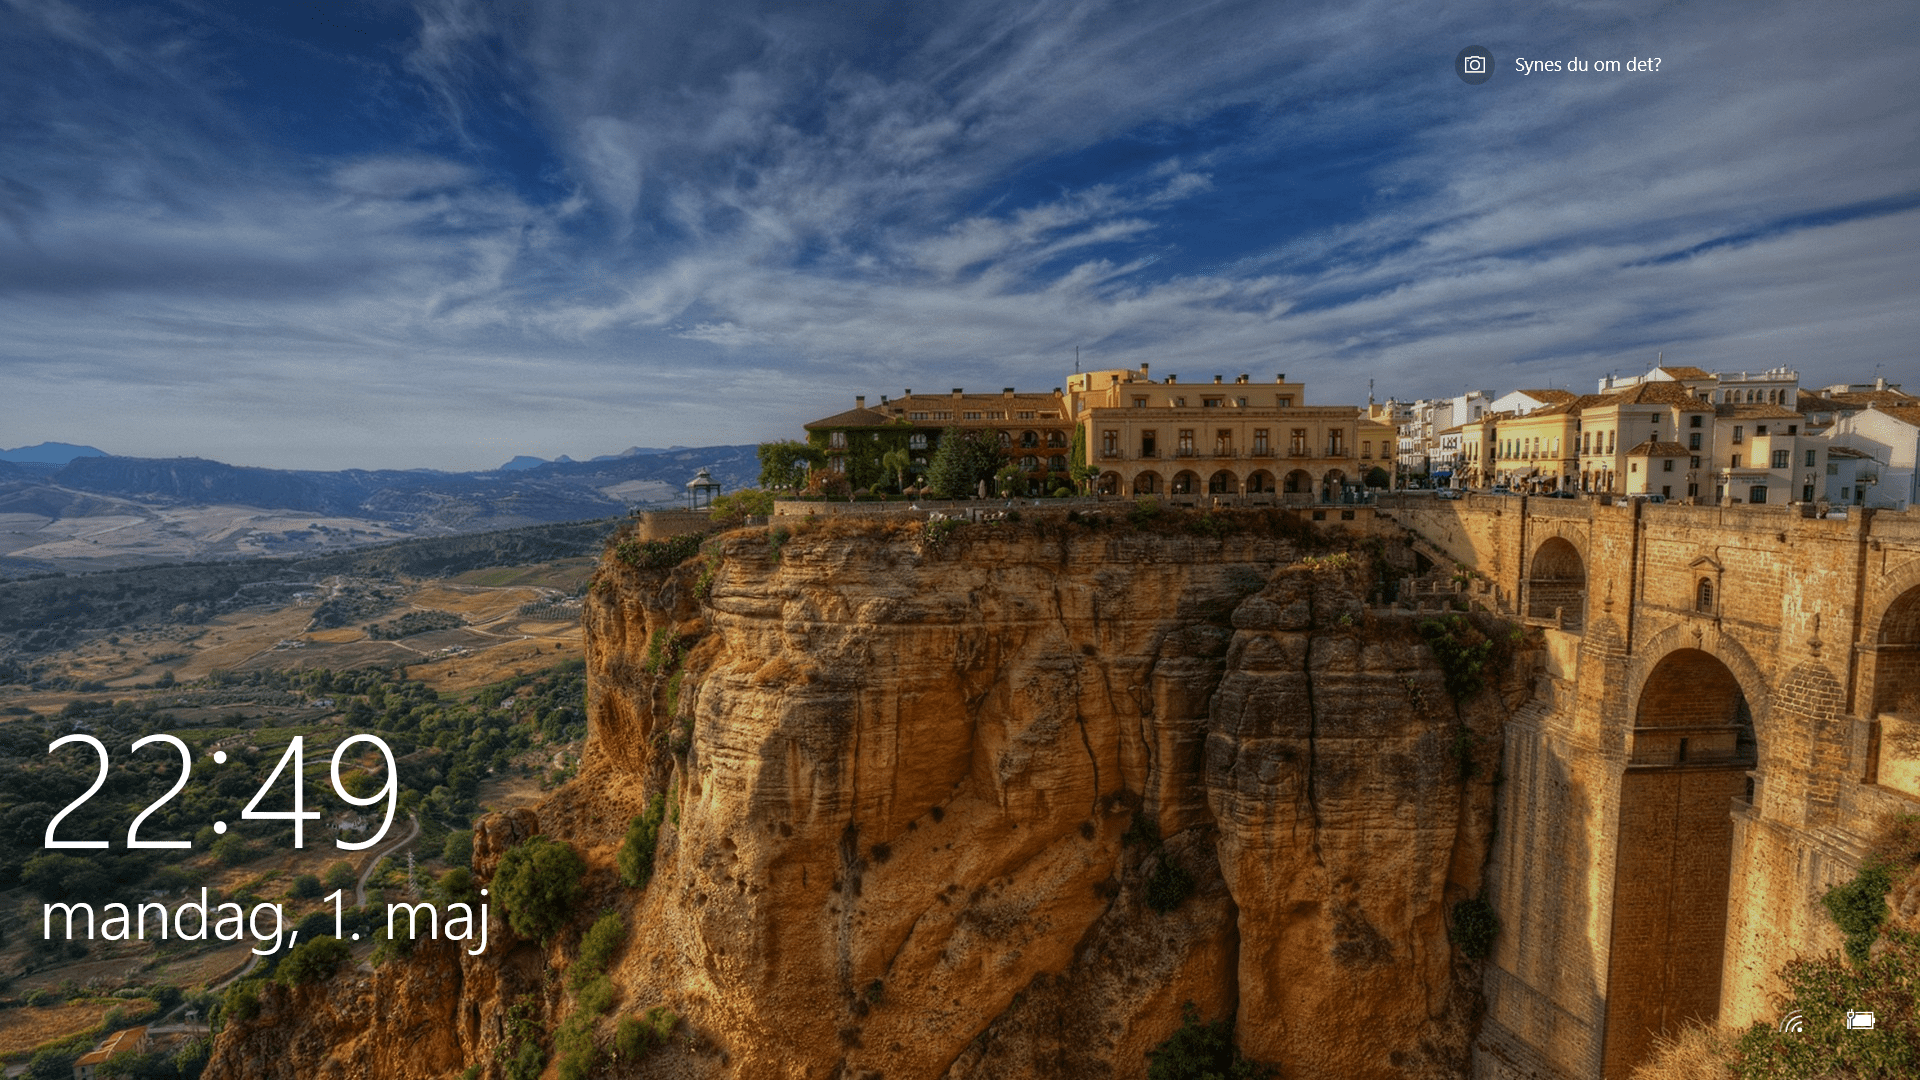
1846,1011,1876,1030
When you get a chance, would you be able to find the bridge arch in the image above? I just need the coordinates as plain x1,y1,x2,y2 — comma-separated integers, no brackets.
1626,626,1773,741
1605,644,1760,1077
1208,469,1238,495
1866,570,1920,717
1526,536,1587,629
1131,470,1161,496
1283,469,1313,494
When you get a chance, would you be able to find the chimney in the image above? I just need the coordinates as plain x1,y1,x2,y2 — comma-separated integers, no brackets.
1276,373,1286,382
1053,388,1063,396
1139,363,1150,379
1004,387,1014,398
1213,375,1223,384
1165,375,1176,384
952,388,964,399
1237,373,1249,384
904,388,912,396
855,395,865,409
1877,376,1888,391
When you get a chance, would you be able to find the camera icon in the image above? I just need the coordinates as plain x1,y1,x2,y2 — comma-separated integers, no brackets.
1456,46,1493,84
1847,1011,1876,1030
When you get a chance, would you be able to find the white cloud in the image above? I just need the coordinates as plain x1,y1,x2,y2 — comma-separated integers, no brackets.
0,0,1914,469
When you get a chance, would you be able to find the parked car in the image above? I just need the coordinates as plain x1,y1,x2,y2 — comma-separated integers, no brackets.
1542,490,1578,499
1435,488,1463,500
1615,493,1668,506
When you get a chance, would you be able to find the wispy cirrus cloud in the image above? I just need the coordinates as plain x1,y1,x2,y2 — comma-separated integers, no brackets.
0,0,1913,469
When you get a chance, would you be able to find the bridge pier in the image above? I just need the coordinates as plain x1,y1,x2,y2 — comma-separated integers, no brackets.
1371,496,1920,1080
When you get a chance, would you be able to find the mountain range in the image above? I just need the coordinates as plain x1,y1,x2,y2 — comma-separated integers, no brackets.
0,444,758,576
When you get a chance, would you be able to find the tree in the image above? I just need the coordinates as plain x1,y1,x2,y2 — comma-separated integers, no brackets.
709,488,774,527
441,830,474,868
323,860,357,891
881,448,913,493
277,936,351,985
927,428,1003,499
493,835,586,942
757,441,824,491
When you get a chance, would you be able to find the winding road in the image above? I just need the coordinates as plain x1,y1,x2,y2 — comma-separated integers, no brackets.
355,814,422,907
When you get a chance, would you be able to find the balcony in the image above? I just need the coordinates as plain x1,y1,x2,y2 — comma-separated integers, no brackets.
1139,448,1159,459
1175,448,1197,458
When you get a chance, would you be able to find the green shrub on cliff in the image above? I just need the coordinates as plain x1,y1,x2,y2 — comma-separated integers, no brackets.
494,835,586,942
573,912,627,989
614,531,706,571
1145,858,1195,913
619,795,668,889
1146,1001,1272,1079
1418,614,1498,701
615,1006,680,1060
1449,896,1499,960
277,935,351,985
1824,858,1897,965
1724,928,1920,1079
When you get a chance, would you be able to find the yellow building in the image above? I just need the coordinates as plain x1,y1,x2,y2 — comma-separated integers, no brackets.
1484,394,1613,492
1066,364,1394,501
1454,412,1508,489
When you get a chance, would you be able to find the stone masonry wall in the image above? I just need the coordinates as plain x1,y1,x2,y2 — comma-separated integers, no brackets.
1377,499,1920,1080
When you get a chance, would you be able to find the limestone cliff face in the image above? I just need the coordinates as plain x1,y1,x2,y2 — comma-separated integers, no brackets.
205,514,1528,1080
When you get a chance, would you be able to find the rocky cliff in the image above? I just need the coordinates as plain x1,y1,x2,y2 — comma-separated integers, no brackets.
205,511,1532,1080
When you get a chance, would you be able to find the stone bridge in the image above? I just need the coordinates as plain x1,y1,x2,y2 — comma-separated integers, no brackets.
1375,495,1920,1080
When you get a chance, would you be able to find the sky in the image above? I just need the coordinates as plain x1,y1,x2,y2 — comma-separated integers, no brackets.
2,0,1916,471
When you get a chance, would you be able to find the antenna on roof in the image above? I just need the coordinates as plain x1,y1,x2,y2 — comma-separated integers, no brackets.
1075,346,1080,374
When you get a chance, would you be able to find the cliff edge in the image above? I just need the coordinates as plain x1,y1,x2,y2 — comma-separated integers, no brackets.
206,510,1532,1080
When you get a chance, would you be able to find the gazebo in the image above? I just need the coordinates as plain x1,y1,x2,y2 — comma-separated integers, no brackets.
685,467,721,510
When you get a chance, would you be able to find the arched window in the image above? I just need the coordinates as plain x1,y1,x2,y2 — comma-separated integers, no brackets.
1697,577,1714,613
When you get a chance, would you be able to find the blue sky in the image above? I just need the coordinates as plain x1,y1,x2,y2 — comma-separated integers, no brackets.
2,0,1915,470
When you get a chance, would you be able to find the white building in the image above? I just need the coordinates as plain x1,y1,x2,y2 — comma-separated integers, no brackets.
1826,404,1920,510
1488,388,1576,417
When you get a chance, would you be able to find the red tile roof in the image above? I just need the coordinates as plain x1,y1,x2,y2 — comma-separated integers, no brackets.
1602,382,1706,406
802,406,896,430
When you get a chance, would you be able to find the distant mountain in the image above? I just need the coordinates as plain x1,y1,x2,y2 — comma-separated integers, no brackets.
500,455,548,471
590,446,692,461
0,444,761,576
0,442,109,465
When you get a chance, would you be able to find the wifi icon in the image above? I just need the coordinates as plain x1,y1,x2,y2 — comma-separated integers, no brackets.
1780,1010,1806,1033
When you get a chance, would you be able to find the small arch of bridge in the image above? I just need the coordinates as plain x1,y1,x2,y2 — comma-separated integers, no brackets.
1525,535,1588,630
1864,564,1920,717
